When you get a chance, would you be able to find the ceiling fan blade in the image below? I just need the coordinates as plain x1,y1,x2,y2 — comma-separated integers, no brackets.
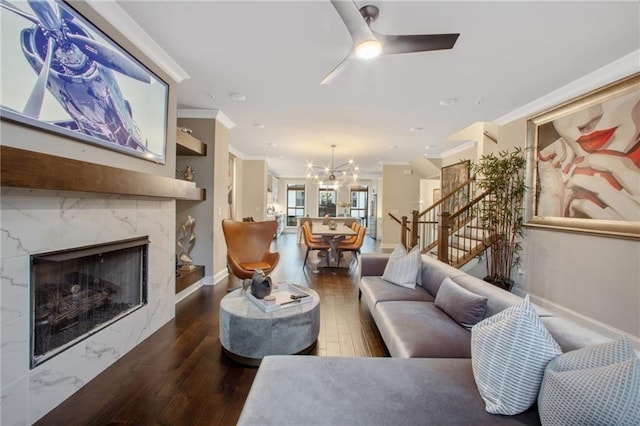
330,0,376,44
23,36,55,118
68,34,151,83
321,51,352,85
374,32,460,55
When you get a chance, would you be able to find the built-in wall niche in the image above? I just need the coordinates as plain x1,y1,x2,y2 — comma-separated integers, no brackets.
30,237,149,368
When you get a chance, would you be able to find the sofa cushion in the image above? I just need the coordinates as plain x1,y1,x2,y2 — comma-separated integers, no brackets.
538,336,639,426
238,356,541,426
375,301,472,358
382,245,421,288
419,255,467,297
449,275,526,318
471,296,562,415
360,276,434,311
435,277,487,329
359,253,391,278
540,316,613,352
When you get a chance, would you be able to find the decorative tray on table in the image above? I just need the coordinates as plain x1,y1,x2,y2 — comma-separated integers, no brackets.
245,283,313,313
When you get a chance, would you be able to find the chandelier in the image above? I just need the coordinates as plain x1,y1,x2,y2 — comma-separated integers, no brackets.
306,144,359,185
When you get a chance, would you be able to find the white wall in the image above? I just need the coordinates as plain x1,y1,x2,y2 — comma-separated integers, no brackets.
420,179,440,210
381,165,421,248
240,159,268,220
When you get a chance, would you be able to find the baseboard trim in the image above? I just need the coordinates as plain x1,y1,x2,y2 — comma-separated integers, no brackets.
175,281,203,303
212,269,229,286
380,243,396,252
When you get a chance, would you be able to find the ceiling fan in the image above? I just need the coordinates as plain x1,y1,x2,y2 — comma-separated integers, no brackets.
321,0,460,84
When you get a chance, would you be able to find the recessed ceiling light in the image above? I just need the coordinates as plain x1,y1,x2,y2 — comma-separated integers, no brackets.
425,145,431,150
229,92,246,101
439,98,458,106
203,93,214,99
253,123,265,128
475,99,485,105
410,127,423,132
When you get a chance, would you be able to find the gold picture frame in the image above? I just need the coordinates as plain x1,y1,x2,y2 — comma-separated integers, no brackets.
525,73,640,239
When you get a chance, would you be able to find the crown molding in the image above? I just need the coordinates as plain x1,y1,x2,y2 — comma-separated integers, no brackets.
177,109,236,129
214,111,236,129
426,140,476,159
228,145,245,159
495,50,640,125
85,0,189,83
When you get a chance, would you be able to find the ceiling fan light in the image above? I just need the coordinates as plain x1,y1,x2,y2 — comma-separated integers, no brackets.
355,39,382,59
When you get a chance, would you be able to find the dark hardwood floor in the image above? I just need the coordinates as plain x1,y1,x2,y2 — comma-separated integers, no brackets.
37,232,388,425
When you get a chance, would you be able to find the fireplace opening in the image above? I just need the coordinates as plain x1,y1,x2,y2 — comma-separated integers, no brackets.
30,237,148,368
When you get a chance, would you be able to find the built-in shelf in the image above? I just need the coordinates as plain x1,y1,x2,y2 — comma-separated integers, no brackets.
1,145,205,201
176,265,205,293
176,129,206,156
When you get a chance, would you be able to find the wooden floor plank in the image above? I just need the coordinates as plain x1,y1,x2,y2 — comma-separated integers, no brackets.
36,232,386,425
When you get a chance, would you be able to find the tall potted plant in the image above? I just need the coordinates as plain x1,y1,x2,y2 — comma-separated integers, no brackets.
473,148,527,291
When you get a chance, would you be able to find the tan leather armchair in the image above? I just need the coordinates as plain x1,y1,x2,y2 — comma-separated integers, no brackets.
221,219,280,279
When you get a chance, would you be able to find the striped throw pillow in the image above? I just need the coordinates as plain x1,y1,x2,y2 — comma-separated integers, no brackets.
471,295,562,415
538,336,639,425
382,245,421,289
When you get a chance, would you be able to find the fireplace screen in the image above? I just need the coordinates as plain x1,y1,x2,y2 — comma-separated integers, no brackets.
30,237,148,368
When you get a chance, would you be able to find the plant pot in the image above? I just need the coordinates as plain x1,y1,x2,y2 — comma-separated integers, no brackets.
483,276,514,292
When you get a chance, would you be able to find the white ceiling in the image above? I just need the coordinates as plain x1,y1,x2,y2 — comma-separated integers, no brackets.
117,0,640,179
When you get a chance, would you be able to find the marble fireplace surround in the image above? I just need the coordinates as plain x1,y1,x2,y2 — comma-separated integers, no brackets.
1,188,176,425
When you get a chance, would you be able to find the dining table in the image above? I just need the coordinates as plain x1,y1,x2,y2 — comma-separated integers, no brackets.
311,224,357,267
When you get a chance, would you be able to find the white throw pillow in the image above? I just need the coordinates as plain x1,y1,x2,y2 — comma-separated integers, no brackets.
382,245,421,289
471,295,562,415
538,336,639,425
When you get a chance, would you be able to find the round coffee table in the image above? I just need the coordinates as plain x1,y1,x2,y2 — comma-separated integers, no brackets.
219,286,320,366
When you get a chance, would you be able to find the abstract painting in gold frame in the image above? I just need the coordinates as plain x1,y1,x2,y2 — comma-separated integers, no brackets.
525,73,639,239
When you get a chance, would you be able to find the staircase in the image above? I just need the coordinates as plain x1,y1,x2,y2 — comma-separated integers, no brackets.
389,176,494,268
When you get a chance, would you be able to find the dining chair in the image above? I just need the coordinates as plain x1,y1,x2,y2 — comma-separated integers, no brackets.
337,226,366,266
302,222,324,243
302,222,330,267
221,219,280,280
342,222,361,244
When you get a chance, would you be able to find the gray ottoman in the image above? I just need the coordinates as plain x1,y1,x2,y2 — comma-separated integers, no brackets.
219,288,320,365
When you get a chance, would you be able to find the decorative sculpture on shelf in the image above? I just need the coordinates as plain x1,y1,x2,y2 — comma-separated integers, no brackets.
177,215,196,270
183,165,195,182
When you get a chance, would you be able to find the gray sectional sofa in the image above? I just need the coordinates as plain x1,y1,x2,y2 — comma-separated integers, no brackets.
238,253,613,425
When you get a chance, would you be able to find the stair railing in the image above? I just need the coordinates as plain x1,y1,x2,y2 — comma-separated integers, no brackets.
439,190,494,267
388,175,496,267
415,176,478,252
387,213,412,249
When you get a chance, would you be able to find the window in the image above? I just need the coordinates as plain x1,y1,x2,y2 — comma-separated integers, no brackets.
286,184,305,226
318,186,337,217
350,185,368,226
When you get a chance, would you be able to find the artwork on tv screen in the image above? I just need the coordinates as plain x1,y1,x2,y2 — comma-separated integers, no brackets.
0,0,168,163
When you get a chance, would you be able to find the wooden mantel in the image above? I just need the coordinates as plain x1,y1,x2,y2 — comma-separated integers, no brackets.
0,145,205,201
